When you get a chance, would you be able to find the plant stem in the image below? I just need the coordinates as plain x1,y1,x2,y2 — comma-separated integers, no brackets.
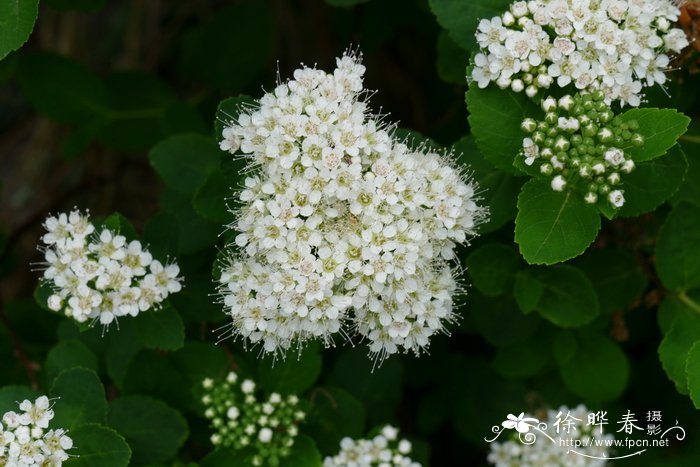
680,134,700,145
678,291,700,315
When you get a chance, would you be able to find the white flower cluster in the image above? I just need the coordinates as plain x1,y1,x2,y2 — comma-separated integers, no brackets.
488,405,614,467
218,52,487,361
0,396,74,466
472,0,689,106
323,425,421,467
39,210,183,326
202,372,305,466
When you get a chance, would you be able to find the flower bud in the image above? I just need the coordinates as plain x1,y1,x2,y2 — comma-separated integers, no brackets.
551,175,566,191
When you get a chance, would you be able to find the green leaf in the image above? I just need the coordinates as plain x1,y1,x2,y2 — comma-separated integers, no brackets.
451,135,524,233
436,31,470,85
199,448,250,467
0,0,39,60
68,423,131,467
45,0,107,12
50,368,108,430
179,2,273,91
659,300,700,394
108,395,189,465
492,342,548,379
285,435,322,467
193,170,231,223
466,85,539,174
122,350,191,409
258,344,322,395
672,131,700,206
102,212,138,241
574,248,647,315
149,134,223,197
615,145,688,218
468,291,540,345
18,52,109,124
143,211,180,260
130,305,185,351
428,0,512,51
466,243,520,297
105,323,143,388
214,95,255,141
172,341,230,386
160,188,220,254
552,330,577,366
513,272,543,314
327,348,403,425
686,340,700,409
619,108,690,162
656,203,700,292
44,339,99,384
559,333,629,402
530,265,599,328
95,72,206,152
515,179,601,265
306,387,366,455
0,385,39,415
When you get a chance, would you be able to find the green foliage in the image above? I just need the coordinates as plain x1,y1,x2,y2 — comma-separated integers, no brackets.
306,387,366,455
258,344,323,395
2,2,700,466
130,305,185,351
108,396,189,464
465,85,539,174
686,341,700,409
451,135,524,233
149,134,223,197
614,145,688,218
68,424,131,467
0,0,39,60
656,203,700,292
528,265,599,327
0,385,39,414
44,339,99,384
659,300,700,394
466,243,520,297
559,333,629,402
619,108,691,162
515,179,601,264
428,0,511,51
50,368,107,430
284,435,323,467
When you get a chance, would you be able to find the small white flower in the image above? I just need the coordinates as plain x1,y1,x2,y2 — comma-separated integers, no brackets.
609,189,625,207
551,175,567,192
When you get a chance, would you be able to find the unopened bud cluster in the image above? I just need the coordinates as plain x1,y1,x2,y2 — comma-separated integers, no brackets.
39,210,183,326
488,405,613,467
521,91,641,207
471,0,688,106
201,372,305,466
218,52,487,362
0,396,74,466
323,425,421,467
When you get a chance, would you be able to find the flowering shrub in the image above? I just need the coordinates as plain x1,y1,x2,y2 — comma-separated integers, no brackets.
1,0,700,466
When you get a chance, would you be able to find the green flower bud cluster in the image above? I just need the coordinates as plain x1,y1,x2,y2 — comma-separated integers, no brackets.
201,372,306,466
520,91,643,208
